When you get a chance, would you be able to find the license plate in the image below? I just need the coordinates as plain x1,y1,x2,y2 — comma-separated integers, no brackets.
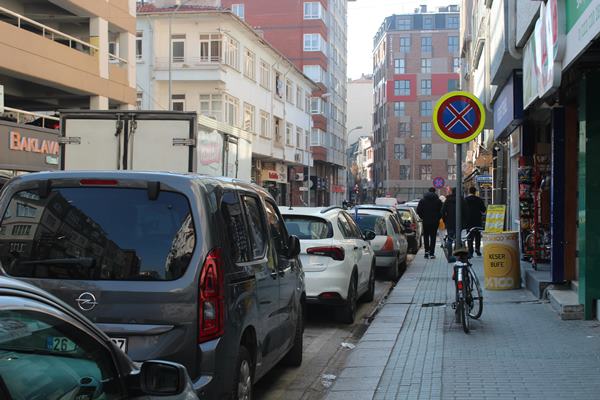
110,337,127,352
47,336,77,352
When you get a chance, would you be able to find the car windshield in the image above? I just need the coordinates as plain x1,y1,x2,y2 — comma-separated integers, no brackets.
0,188,195,281
351,214,387,235
282,216,332,239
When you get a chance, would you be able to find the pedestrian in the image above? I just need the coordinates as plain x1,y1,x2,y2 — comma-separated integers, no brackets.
465,186,486,257
441,187,465,241
416,187,443,259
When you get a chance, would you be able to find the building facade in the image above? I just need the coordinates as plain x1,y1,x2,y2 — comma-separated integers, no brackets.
0,0,136,179
222,0,349,206
347,75,374,144
372,5,460,202
137,3,316,206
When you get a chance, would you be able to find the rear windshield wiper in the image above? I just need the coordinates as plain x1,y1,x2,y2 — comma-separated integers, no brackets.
18,258,95,268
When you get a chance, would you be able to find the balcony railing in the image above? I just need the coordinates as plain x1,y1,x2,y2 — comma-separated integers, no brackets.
0,6,127,65
1,107,60,129
154,56,223,70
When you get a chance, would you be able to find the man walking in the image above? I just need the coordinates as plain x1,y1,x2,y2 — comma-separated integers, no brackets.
465,186,486,257
441,187,464,241
417,188,443,259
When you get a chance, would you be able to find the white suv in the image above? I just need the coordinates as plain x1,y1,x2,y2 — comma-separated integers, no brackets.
280,206,376,324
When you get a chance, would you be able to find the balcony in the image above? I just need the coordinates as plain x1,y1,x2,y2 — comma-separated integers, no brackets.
153,57,227,82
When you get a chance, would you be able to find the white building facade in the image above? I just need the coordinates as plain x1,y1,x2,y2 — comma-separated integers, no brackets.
136,5,316,205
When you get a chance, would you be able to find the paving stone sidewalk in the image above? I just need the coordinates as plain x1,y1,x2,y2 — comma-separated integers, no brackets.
326,245,600,400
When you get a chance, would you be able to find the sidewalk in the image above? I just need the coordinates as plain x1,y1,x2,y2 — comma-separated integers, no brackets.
326,244,600,400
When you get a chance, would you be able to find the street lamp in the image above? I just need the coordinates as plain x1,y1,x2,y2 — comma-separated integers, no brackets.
168,0,193,110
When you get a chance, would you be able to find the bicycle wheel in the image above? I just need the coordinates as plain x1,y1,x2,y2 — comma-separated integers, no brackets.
460,282,470,334
467,268,483,319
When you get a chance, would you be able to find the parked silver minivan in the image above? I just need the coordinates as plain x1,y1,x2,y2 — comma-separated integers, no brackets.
0,171,305,399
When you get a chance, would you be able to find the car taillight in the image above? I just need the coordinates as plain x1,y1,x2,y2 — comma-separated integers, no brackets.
411,223,417,231
381,236,394,251
306,246,345,261
198,248,225,344
79,179,118,186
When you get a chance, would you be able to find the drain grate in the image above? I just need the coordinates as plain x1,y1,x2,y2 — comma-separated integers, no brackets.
421,302,447,308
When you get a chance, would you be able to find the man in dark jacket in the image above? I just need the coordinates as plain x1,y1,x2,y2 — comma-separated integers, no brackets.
441,187,466,239
417,188,443,259
465,186,486,256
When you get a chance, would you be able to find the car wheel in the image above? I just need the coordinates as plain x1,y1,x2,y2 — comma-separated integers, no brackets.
233,346,253,400
282,303,303,367
362,262,376,302
339,274,357,324
399,257,407,274
387,258,400,281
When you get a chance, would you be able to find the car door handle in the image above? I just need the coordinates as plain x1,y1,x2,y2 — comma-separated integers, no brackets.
363,245,368,249
354,246,359,250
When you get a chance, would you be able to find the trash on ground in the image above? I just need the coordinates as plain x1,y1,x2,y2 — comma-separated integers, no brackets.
340,342,356,349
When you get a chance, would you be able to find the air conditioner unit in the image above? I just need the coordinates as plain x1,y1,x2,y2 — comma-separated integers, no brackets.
294,153,302,162
255,159,262,169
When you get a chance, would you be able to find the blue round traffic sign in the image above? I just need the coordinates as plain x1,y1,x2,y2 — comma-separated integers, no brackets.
433,177,445,189
433,91,485,144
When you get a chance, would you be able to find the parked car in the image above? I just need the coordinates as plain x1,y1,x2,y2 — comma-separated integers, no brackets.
280,206,376,324
0,276,198,399
0,171,305,399
397,205,423,253
350,206,409,281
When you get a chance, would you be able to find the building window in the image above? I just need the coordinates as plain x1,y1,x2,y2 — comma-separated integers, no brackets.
305,94,311,113
199,94,223,121
303,33,323,51
171,94,185,111
296,127,303,149
286,122,294,146
448,79,459,91
423,16,434,30
200,34,222,62
244,48,256,80
16,203,36,218
394,144,406,160
394,102,406,117
274,117,283,143
260,59,270,89
275,71,284,98
421,144,432,160
399,165,410,180
232,4,245,20
421,79,432,95
311,128,323,145
448,36,459,53
243,102,255,132
421,122,432,138
420,101,432,116
224,36,240,69
310,98,324,114
11,224,31,236
399,37,411,53
136,92,143,110
286,79,294,103
420,165,432,180
397,16,412,30
171,35,185,62
136,31,143,60
260,110,270,137
394,80,411,96
296,88,303,110
394,59,405,74
398,122,410,137
225,95,240,127
421,58,432,73
303,65,324,83
421,36,432,53
448,164,457,180
108,41,119,63
304,2,322,19
453,57,460,73
447,15,459,29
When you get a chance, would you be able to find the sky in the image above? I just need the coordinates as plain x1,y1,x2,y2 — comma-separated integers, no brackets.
347,0,456,79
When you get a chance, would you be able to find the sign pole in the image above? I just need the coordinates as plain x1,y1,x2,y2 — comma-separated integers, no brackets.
455,143,462,250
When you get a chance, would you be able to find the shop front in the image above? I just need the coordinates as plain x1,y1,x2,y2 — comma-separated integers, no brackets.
0,120,60,187
259,162,288,206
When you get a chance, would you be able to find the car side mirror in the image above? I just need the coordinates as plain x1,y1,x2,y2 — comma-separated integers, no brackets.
139,360,187,396
363,230,376,241
287,235,301,258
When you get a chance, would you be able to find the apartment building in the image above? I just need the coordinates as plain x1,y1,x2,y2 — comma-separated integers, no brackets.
222,0,349,206
0,0,136,178
137,3,316,206
372,5,460,201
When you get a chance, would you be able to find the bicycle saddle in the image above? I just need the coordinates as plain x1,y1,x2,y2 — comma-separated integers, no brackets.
453,247,470,257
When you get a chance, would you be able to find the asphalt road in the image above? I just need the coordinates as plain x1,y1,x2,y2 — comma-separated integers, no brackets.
254,272,396,400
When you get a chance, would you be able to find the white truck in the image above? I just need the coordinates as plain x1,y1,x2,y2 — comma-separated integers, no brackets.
59,110,251,180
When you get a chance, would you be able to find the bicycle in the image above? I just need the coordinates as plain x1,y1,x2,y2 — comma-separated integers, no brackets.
452,247,483,334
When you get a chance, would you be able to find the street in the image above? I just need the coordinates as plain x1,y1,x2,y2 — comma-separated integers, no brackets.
254,270,400,400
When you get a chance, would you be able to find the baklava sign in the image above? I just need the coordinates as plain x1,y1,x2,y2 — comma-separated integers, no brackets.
2,126,60,169
9,131,60,155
